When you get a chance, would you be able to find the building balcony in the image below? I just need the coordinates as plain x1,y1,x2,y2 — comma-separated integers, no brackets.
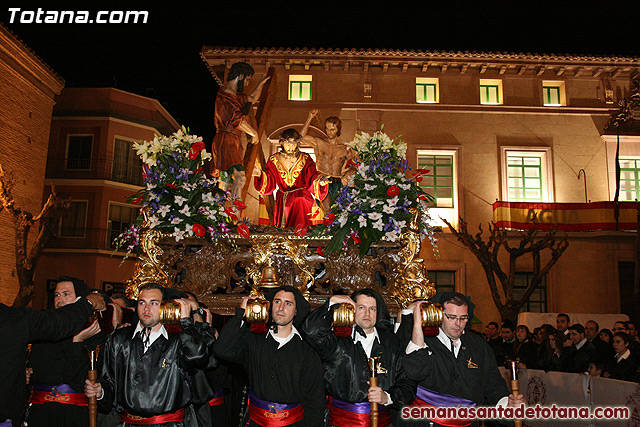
45,158,144,187
45,227,125,251
493,201,638,231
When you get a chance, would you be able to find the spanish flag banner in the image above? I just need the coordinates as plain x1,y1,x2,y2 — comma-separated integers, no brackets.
493,201,638,231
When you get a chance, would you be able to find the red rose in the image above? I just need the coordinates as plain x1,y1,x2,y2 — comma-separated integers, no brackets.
416,176,423,183
165,183,178,189
192,224,206,237
188,147,199,160
193,168,203,174
386,186,400,197
294,224,308,236
224,207,238,221
323,213,336,226
193,141,205,151
233,200,247,211
415,168,430,175
237,223,250,238
416,194,428,201
317,246,325,256
132,194,144,204
351,232,361,244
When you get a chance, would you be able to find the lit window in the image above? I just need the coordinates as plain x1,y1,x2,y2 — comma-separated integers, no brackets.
619,157,640,201
501,148,553,202
108,204,140,249
542,81,566,106
66,135,93,169
112,138,143,186
416,77,439,103
479,79,503,105
513,272,547,313
60,201,87,238
416,149,458,228
427,270,455,293
288,75,312,101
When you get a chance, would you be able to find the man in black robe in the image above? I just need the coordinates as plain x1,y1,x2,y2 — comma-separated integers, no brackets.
0,288,105,427
303,288,415,427
84,283,208,426
400,292,523,427
26,276,111,427
213,285,325,427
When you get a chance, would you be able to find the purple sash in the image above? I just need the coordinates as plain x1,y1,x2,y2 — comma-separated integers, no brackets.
0,420,11,427
415,385,476,408
33,383,78,395
329,397,388,414
249,390,301,412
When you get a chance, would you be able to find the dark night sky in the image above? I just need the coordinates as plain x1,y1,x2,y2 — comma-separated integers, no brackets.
4,1,639,142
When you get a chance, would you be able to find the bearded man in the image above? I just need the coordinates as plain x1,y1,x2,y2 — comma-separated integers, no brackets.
254,128,329,228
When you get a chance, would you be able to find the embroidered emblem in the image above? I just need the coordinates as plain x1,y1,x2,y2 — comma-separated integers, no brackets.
161,359,169,368
467,358,478,369
264,405,289,419
376,364,388,374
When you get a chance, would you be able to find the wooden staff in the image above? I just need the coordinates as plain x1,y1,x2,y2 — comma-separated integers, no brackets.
368,356,381,427
88,349,98,427
509,359,523,427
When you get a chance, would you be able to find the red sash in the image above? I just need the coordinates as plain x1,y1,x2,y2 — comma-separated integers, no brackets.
409,398,473,427
120,408,185,425
327,396,391,427
209,389,225,406
30,389,88,406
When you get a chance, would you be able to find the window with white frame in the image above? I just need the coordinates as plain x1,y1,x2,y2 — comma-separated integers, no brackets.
416,149,458,227
619,157,640,201
416,77,439,103
288,75,312,101
60,201,87,237
542,81,566,106
108,204,140,249
479,79,503,105
501,147,553,202
66,135,93,169
513,272,547,313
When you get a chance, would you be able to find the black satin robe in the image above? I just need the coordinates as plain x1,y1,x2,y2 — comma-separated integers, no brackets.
212,308,325,427
97,318,208,418
0,298,93,426
302,301,416,409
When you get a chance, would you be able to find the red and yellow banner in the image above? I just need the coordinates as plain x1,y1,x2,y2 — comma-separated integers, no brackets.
493,201,639,231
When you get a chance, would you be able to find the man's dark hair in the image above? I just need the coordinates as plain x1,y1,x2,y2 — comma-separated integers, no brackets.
325,116,342,137
590,359,606,373
138,282,164,294
501,320,515,331
111,293,136,308
568,324,585,335
586,320,599,331
443,295,469,307
227,61,254,82
279,128,301,142
557,313,570,323
488,321,499,328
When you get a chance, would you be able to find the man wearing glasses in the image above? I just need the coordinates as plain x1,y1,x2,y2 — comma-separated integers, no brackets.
400,292,523,427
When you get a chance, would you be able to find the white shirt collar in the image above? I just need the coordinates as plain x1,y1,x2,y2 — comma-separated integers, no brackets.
353,327,379,359
268,325,301,349
575,337,588,350
617,349,631,362
133,322,168,352
438,327,464,357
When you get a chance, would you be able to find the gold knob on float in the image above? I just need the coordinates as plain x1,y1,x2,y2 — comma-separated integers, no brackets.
420,302,443,327
332,303,355,328
160,301,182,324
245,299,270,323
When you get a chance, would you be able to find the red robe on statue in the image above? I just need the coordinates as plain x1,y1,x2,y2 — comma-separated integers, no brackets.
255,153,328,228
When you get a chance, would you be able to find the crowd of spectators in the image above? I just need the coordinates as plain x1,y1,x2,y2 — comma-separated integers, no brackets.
483,314,640,383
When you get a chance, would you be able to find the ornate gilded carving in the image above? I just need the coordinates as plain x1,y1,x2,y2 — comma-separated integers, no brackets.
125,209,172,299
389,209,436,308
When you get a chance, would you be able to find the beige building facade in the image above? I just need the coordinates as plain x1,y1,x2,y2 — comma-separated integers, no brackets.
202,47,640,325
